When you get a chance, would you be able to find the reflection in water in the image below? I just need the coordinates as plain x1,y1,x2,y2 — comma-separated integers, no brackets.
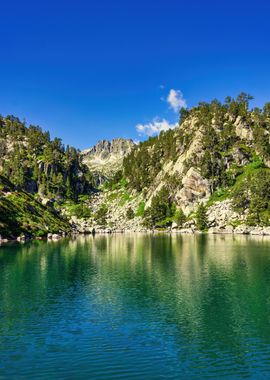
1,234,270,379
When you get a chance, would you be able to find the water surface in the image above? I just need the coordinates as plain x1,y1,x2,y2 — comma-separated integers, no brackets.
1,234,270,379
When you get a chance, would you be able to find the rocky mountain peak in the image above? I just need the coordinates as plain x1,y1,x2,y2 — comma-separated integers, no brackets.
82,138,135,159
81,138,135,181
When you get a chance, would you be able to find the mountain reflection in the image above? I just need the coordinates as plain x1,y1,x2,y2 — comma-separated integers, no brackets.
1,234,270,378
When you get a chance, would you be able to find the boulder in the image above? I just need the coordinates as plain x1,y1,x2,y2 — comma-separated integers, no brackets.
234,225,250,234
17,235,26,242
250,227,264,235
207,200,244,229
262,227,270,236
175,167,210,214
171,222,178,229
234,116,253,141
52,234,61,240
208,227,234,234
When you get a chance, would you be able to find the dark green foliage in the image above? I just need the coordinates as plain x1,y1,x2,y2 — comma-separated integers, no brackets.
196,203,208,231
67,202,92,219
174,208,186,227
104,170,124,190
164,173,182,194
136,201,145,217
126,207,135,220
199,121,238,192
0,115,94,200
232,169,270,226
122,93,270,227
224,93,253,119
253,125,270,159
123,129,179,192
179,107,189,124
0,175,70,238
144,186,176,228
123,93,260,195
95,204,108,225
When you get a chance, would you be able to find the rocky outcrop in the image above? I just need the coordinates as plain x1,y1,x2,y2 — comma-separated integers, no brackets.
83,138,134,157
208,227,234,234
145,123,206,211
175,168,210,214
208,226,270,236
207,200,244,228
81,138,135,182
234,116,253,141
206,201,270,235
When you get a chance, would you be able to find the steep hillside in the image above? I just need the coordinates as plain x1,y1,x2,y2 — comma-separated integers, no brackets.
0,175,70,238
120,93,270,229
0,115,93,200
0,115,94,239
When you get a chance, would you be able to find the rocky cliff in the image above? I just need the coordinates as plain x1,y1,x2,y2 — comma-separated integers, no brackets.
121,95,270,230
81,138,135,183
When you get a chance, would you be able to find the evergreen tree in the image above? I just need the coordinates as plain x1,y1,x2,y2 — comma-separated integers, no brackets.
196,203,208,230
66,176,73,198
174,208,186,227
126,207,135,220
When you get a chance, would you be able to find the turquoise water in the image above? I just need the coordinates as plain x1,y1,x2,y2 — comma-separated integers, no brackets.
1,234,270,379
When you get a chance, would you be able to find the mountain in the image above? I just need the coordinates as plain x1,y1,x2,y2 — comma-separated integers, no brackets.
121,94,270,230
1,93,270,239
0,115,93,199
0,114,93,239
81,138,135,184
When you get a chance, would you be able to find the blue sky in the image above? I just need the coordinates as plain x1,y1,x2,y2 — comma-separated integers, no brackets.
1,0,270,149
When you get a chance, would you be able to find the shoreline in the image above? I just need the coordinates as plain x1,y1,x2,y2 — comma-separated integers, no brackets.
1,225,270,244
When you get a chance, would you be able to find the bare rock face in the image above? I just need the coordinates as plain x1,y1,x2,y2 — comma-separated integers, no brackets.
175,168,211,214
231,147,250,166
207,200,243,228
86,138,134,156
234,116,253,141
81,138,135,182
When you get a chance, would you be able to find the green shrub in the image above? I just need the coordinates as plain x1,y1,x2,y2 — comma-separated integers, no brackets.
95,204,108,225
174,209,186,227
196,203,208,231
69,203,91,218
232,169,270,226
126,207,135,220
136,201,145,217
143,187,176,228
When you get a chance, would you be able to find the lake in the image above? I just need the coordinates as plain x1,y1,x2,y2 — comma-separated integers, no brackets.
1,234,270,379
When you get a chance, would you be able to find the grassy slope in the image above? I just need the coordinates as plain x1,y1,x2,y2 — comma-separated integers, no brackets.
207,159,267,205
0,175,70,238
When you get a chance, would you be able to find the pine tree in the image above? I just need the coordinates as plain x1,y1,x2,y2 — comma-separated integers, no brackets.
66,176,73,199
126,207,135,220
196,203,208,231
174,208,186,227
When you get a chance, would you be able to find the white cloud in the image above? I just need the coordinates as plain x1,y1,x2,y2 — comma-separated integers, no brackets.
167,89,187,113
136,118,178,137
